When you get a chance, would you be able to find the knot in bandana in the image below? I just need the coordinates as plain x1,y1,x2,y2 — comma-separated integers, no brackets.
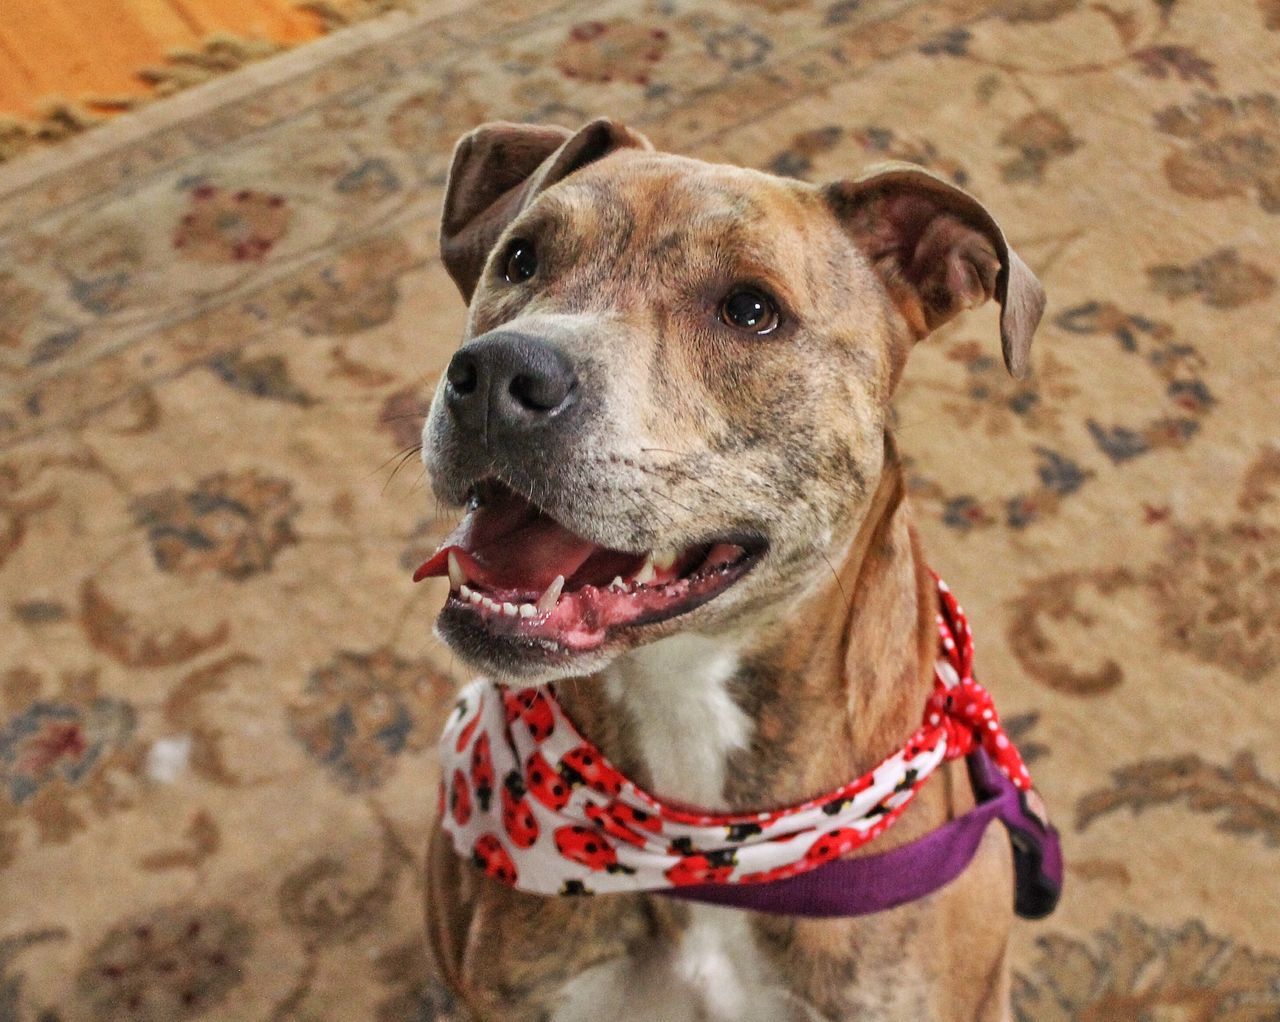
437,574,1037,897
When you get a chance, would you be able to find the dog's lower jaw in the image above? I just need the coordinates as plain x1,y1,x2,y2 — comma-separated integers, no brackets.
430,543,774,687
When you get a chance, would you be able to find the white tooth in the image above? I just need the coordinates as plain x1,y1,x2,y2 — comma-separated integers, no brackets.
537,575,565,614
519,603,537,618
610,576,626,591
633,555,656,585
502,602,518,617
653,549,677,571
483,596,499,612
459,584,473,600
447,551,466,590
469,589,484,605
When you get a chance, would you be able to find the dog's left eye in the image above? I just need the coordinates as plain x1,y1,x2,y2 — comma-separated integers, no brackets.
719,288,780,334
502,239,538,283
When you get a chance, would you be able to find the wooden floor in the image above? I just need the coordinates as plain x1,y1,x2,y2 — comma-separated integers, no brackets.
0,0,328,118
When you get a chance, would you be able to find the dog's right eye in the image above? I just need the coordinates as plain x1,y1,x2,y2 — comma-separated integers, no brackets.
719,287,780,335
502,239,538,283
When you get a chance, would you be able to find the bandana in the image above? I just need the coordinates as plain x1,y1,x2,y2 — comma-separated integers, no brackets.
437,575,1043,901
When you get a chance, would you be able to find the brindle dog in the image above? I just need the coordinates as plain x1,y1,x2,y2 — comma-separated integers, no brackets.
420,118,1045,1021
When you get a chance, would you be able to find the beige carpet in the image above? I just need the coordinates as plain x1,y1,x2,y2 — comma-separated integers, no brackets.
1,0,1278,1018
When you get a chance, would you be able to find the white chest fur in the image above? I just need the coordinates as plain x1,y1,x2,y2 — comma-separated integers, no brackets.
551,902,822,1022
603,631,752,808
551,634,819,1021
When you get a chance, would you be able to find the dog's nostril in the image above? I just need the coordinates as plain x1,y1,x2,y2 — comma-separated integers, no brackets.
509,371,573,413
447,354,478,396
444,332,578,428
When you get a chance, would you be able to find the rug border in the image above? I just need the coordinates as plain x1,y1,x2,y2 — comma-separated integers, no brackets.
0,0,475,198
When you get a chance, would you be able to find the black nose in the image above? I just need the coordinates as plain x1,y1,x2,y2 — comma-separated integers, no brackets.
444,331,579,439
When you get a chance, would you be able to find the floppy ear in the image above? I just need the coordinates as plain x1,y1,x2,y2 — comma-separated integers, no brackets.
440,118,653,302
822,162,1045,379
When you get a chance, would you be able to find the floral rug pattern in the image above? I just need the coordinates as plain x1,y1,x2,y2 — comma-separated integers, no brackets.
1,0,1278,1018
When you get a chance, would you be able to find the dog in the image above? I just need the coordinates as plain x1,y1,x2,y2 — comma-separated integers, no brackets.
417,117,1046,1021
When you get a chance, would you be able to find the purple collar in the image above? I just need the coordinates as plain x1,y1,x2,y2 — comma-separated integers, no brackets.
659,749,1063,920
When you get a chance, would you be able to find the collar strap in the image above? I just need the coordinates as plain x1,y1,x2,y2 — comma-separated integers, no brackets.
435,574,1062,918
661,747,1062,919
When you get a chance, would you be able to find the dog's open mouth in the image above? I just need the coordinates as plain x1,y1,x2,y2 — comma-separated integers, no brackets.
414,480,764,656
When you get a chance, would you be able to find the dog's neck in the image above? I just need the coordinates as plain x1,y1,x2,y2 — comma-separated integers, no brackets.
555,448,946,831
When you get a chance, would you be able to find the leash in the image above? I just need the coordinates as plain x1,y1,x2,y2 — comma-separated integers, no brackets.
435,575,1063,919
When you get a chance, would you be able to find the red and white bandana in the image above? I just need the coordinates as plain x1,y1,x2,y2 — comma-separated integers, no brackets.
437,575,1034,895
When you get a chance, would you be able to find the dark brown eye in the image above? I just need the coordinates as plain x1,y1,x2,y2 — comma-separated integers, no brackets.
719,288,779,334
503,239,537,283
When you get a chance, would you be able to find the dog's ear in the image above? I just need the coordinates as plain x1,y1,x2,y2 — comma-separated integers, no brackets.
440,118,653,301
822,163,1045,379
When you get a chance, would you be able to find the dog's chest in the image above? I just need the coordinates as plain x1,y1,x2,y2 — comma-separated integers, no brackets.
551,905,810,1022
603,632,752,805
552,635,808,1021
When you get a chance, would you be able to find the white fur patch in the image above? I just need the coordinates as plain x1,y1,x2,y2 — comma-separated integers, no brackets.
604,632,751,808
676,907,766,1019
552,904,819,1022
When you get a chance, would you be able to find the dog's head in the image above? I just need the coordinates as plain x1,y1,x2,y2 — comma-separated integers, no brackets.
419,118,1044,682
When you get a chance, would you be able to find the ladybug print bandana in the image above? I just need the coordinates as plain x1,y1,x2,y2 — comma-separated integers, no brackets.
438,575,1039,897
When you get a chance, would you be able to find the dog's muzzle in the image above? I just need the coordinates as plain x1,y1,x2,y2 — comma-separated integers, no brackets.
417,325,767,665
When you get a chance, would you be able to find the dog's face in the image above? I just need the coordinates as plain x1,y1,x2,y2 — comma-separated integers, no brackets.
419,120,1043,682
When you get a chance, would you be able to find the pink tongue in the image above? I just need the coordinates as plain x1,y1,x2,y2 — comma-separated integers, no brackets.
415,507,601,592
472,515,599,590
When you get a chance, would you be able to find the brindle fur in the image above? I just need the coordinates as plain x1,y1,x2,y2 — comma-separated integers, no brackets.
421,119,1044,1021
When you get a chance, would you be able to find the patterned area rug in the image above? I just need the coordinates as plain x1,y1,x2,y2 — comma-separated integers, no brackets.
2,0,1278,1018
